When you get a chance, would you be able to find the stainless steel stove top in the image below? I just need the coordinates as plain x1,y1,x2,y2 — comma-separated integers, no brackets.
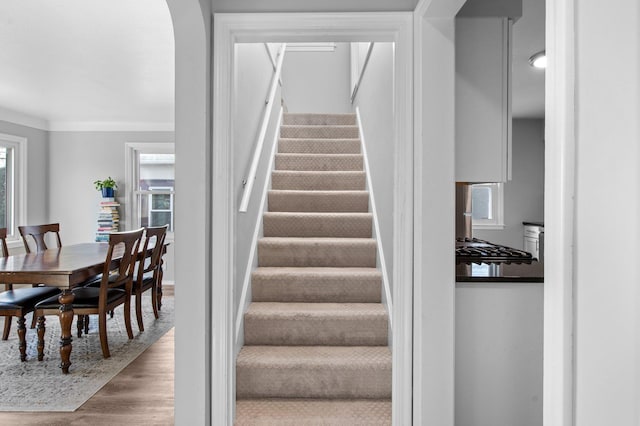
456,238,533,264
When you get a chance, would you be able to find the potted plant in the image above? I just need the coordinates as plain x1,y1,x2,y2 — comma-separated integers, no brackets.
94,177,117,198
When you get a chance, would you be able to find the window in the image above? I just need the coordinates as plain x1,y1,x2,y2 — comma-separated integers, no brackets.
0,133,26,242
126,144,175,236
471,182,505,230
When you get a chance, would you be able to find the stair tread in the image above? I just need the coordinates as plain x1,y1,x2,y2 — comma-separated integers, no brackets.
237,345,391,367
264,212,372,218
235,398,391,426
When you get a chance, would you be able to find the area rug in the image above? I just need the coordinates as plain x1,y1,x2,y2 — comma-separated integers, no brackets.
0,293,174,412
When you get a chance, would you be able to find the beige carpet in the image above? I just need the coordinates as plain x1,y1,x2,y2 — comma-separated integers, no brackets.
0,293,174,412
236,112,391,424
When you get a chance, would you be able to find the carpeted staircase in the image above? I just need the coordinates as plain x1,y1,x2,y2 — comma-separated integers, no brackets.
235,113,392,425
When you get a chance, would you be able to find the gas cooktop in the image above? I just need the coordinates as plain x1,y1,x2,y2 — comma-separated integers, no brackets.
456,237,534,264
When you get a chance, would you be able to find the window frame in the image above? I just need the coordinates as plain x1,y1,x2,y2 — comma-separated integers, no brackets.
471,182,505,230
125,142,175,241
0,133,27,247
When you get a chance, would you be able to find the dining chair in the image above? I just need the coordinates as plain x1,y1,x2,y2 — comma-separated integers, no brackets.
133,225,168,332
18,223,67,330
34,228,144,359
0,228,61,361
18,223,62,254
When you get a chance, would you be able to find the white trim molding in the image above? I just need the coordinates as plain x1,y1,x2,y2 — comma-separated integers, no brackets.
213,12,414,425
413,0,466,425
0,107,48,131
544,0,575,424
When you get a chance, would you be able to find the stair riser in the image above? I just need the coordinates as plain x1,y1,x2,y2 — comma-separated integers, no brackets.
263,214,372,238
258,240,376,268
234,399,391,426
275,154,363,171
236,366,391,399
252,281,381,303
283,113,357,126
268,191,369,213
278,139,361,154
271,172,366,191
252,268,382,303
280,126,359,139
244,315,388,346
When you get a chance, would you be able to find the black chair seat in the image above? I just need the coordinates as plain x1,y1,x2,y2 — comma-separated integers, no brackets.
0,287,61,310
35,287,126,310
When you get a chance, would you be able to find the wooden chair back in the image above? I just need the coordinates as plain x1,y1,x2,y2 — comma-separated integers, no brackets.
0,228,8,258
137,225,168,284
99,228,144,301
18,223,62,253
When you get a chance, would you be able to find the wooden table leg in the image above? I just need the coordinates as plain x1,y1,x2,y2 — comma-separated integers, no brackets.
58,290,74,374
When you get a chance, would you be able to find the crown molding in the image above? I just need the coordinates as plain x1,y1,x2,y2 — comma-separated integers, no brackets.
0,107,49,130
47,121,175,132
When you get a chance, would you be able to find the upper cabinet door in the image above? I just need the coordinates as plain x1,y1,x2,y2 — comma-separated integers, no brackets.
455,17,512,183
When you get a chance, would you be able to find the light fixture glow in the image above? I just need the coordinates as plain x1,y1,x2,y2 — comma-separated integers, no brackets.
528,51,547,69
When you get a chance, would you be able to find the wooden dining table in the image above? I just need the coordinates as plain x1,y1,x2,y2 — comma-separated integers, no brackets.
0,242,166,374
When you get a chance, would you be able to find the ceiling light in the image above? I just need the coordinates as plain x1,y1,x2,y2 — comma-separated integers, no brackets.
528,51,547,69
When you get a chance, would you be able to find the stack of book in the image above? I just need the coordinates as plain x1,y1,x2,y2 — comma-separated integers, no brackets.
96,198,120,242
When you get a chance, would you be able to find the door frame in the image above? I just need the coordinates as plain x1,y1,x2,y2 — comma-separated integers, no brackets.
212,12,414,424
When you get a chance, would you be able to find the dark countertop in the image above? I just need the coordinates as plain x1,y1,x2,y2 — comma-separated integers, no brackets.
523,221,544,227
456,260,544,283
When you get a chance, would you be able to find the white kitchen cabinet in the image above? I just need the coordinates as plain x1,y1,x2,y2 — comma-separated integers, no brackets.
455,17,512,183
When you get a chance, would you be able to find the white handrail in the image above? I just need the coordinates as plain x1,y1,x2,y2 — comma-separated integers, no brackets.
239,43,287,213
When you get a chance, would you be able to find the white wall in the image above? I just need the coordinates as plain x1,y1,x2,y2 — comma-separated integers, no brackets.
281,43,352,113
456,282,543,426
474,119,544,249
573,0,640,424
167,0,211,424
47,131,175,282
0,120,49,233
233,43,282,339
352,42,395,290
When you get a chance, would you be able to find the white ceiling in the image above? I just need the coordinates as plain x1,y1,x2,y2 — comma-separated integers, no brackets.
0,0,542,131
511,0,545,118
0,0,174,131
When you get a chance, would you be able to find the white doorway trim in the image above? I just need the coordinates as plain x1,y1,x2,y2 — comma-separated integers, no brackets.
212,12,414,425
544,0,575,424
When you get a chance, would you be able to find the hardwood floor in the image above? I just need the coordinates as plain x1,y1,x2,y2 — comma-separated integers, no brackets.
0,294,175,426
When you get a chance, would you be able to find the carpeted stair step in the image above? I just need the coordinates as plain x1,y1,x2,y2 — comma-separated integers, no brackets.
258,237,376,268
252,267,382,303
244,302,388,346
280,125,359,139
263,212,372,238
234,398,391,426
278,138,361,154
268,190,369,213
271,171,366,191
275,153,363,171
283,113,357,126
236,346,392,399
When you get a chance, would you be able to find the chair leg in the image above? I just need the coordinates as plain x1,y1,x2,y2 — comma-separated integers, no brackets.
30,314,37,329
124,298,134,340
77,315,84,338
151,285,159,319
98,313,110,358
37,316,46,361
135,291,144,332
17,316,27,361
3,316,12,340
84,315,90,335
